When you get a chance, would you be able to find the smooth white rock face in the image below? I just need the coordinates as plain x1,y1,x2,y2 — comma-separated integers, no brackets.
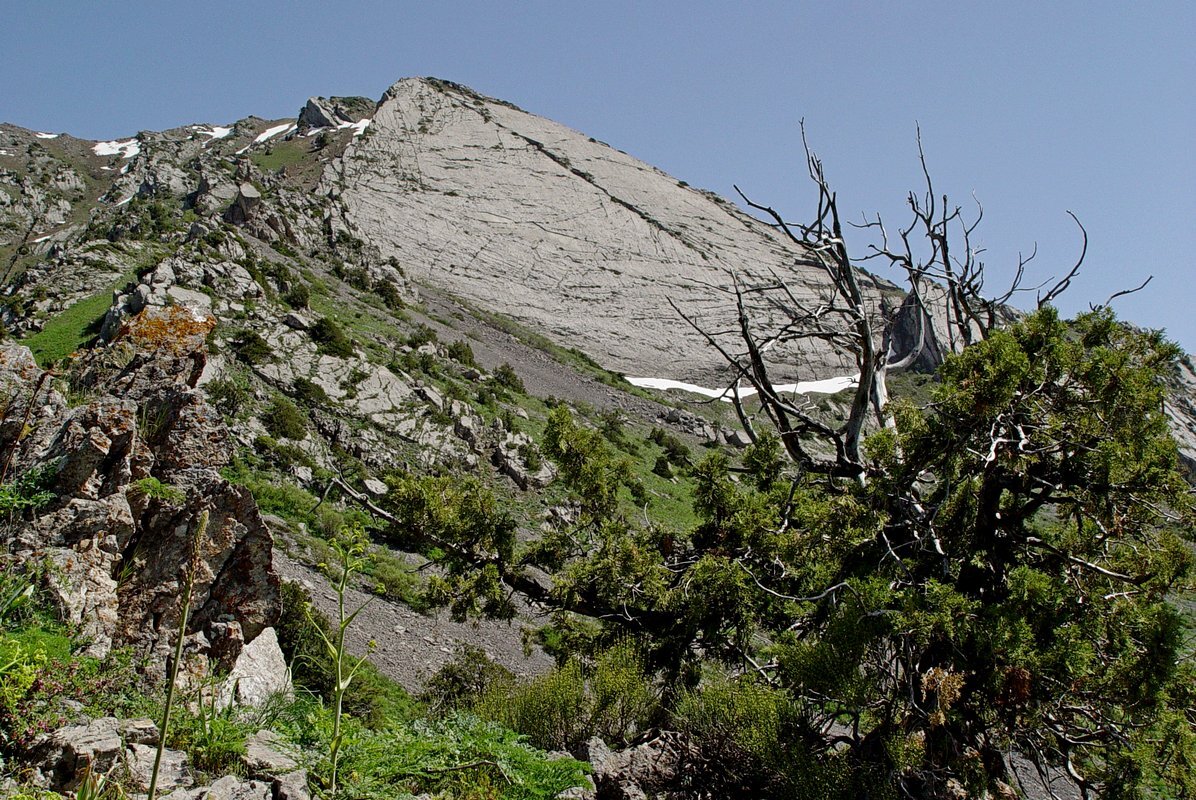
219,627,291,709
333,78,890,384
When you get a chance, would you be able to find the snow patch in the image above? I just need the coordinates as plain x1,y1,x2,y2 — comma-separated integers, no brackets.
35,132,59,139
115,195,133,206
625,374,859,402
31,234,52,243
301,118,371,138
235,122,296,154
93,139,140,159
253,122,295,144
194,125,233,140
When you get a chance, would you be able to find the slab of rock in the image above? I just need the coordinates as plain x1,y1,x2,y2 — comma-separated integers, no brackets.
31,717,158,792
242,729,298,779
272,769,311,800
126,741,191,793
219,627,291,708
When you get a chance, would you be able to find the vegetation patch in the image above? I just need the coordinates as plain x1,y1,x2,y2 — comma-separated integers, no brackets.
22,271,135,366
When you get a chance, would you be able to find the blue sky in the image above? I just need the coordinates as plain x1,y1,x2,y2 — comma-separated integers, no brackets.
4,0,1193,349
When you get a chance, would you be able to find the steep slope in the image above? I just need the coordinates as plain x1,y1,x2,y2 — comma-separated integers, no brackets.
330,78,896,384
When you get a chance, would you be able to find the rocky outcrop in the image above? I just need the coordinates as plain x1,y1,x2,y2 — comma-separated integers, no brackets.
1166,356,1196,479
0,306,281,676
572,734,696,800
331,77,888,385
30,717,164,793
298,97,352,130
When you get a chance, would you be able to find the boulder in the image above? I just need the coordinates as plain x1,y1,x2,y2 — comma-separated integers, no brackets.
30,717,159,792
298,97,352,129
0,324,280,677
225,183,262,226
242,729,299,778
219,628,290,708
574,733,693,800
126,741,191,793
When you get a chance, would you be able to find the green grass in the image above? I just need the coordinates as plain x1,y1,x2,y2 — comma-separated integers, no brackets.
251,138,316,173
21,271,135,366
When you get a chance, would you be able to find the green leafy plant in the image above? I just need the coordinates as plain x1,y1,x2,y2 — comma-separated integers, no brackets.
492,363,524,395
310,523,373,796
169,679,249,776
0,465,57,517
232,330,273,365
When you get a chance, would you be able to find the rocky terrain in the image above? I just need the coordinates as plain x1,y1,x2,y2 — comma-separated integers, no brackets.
0,77,1191,799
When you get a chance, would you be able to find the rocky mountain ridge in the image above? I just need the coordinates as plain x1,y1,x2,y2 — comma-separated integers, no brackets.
0,75,1189,800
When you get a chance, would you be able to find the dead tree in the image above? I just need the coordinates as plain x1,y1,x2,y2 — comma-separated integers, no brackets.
676,125,1092,480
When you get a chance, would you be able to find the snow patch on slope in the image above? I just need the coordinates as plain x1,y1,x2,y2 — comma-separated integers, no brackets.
35,132,59,140
193,125,233,140
93,139,141,159
626,374,859,401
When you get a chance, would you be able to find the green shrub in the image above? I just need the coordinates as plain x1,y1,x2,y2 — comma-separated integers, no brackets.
374,280,405,309
0,465,57,517
473,642,658,752
364,550,423,606
169,688,249,776
649,428,691,465
652,455,673,479
404,324,437,348
204,371,252,418
310,317,355,357
253,435,317,471
130,477,184,503
423,645,515,713
292,376,329,407
232,331,273,365
445,340,476,368
671,674,824,797
476,660,588,752
262,397,307,440
587,641,659,745
0,630,154,751
269,700,588,800
283,283,310,309
519,442,543,472
493,363,524,394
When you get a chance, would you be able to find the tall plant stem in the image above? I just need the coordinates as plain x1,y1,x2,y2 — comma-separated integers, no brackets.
148,509,208,800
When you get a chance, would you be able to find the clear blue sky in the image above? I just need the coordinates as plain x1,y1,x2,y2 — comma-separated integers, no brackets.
4,1,1193,350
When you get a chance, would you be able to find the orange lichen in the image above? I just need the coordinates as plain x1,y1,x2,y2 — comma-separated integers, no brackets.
117,306,216,355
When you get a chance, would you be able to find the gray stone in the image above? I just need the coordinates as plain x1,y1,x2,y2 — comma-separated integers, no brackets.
298,97,352,129
243,729,298,778
272,769,311,800
31,717,159,792
282,312,311,330
226,183,263,226
126,742,191,792
363,477,388,496
220,627,291,708
191,775,273,800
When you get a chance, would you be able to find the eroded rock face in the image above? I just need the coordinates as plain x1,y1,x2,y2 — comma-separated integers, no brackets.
0,308,280,675
332,77,890,385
